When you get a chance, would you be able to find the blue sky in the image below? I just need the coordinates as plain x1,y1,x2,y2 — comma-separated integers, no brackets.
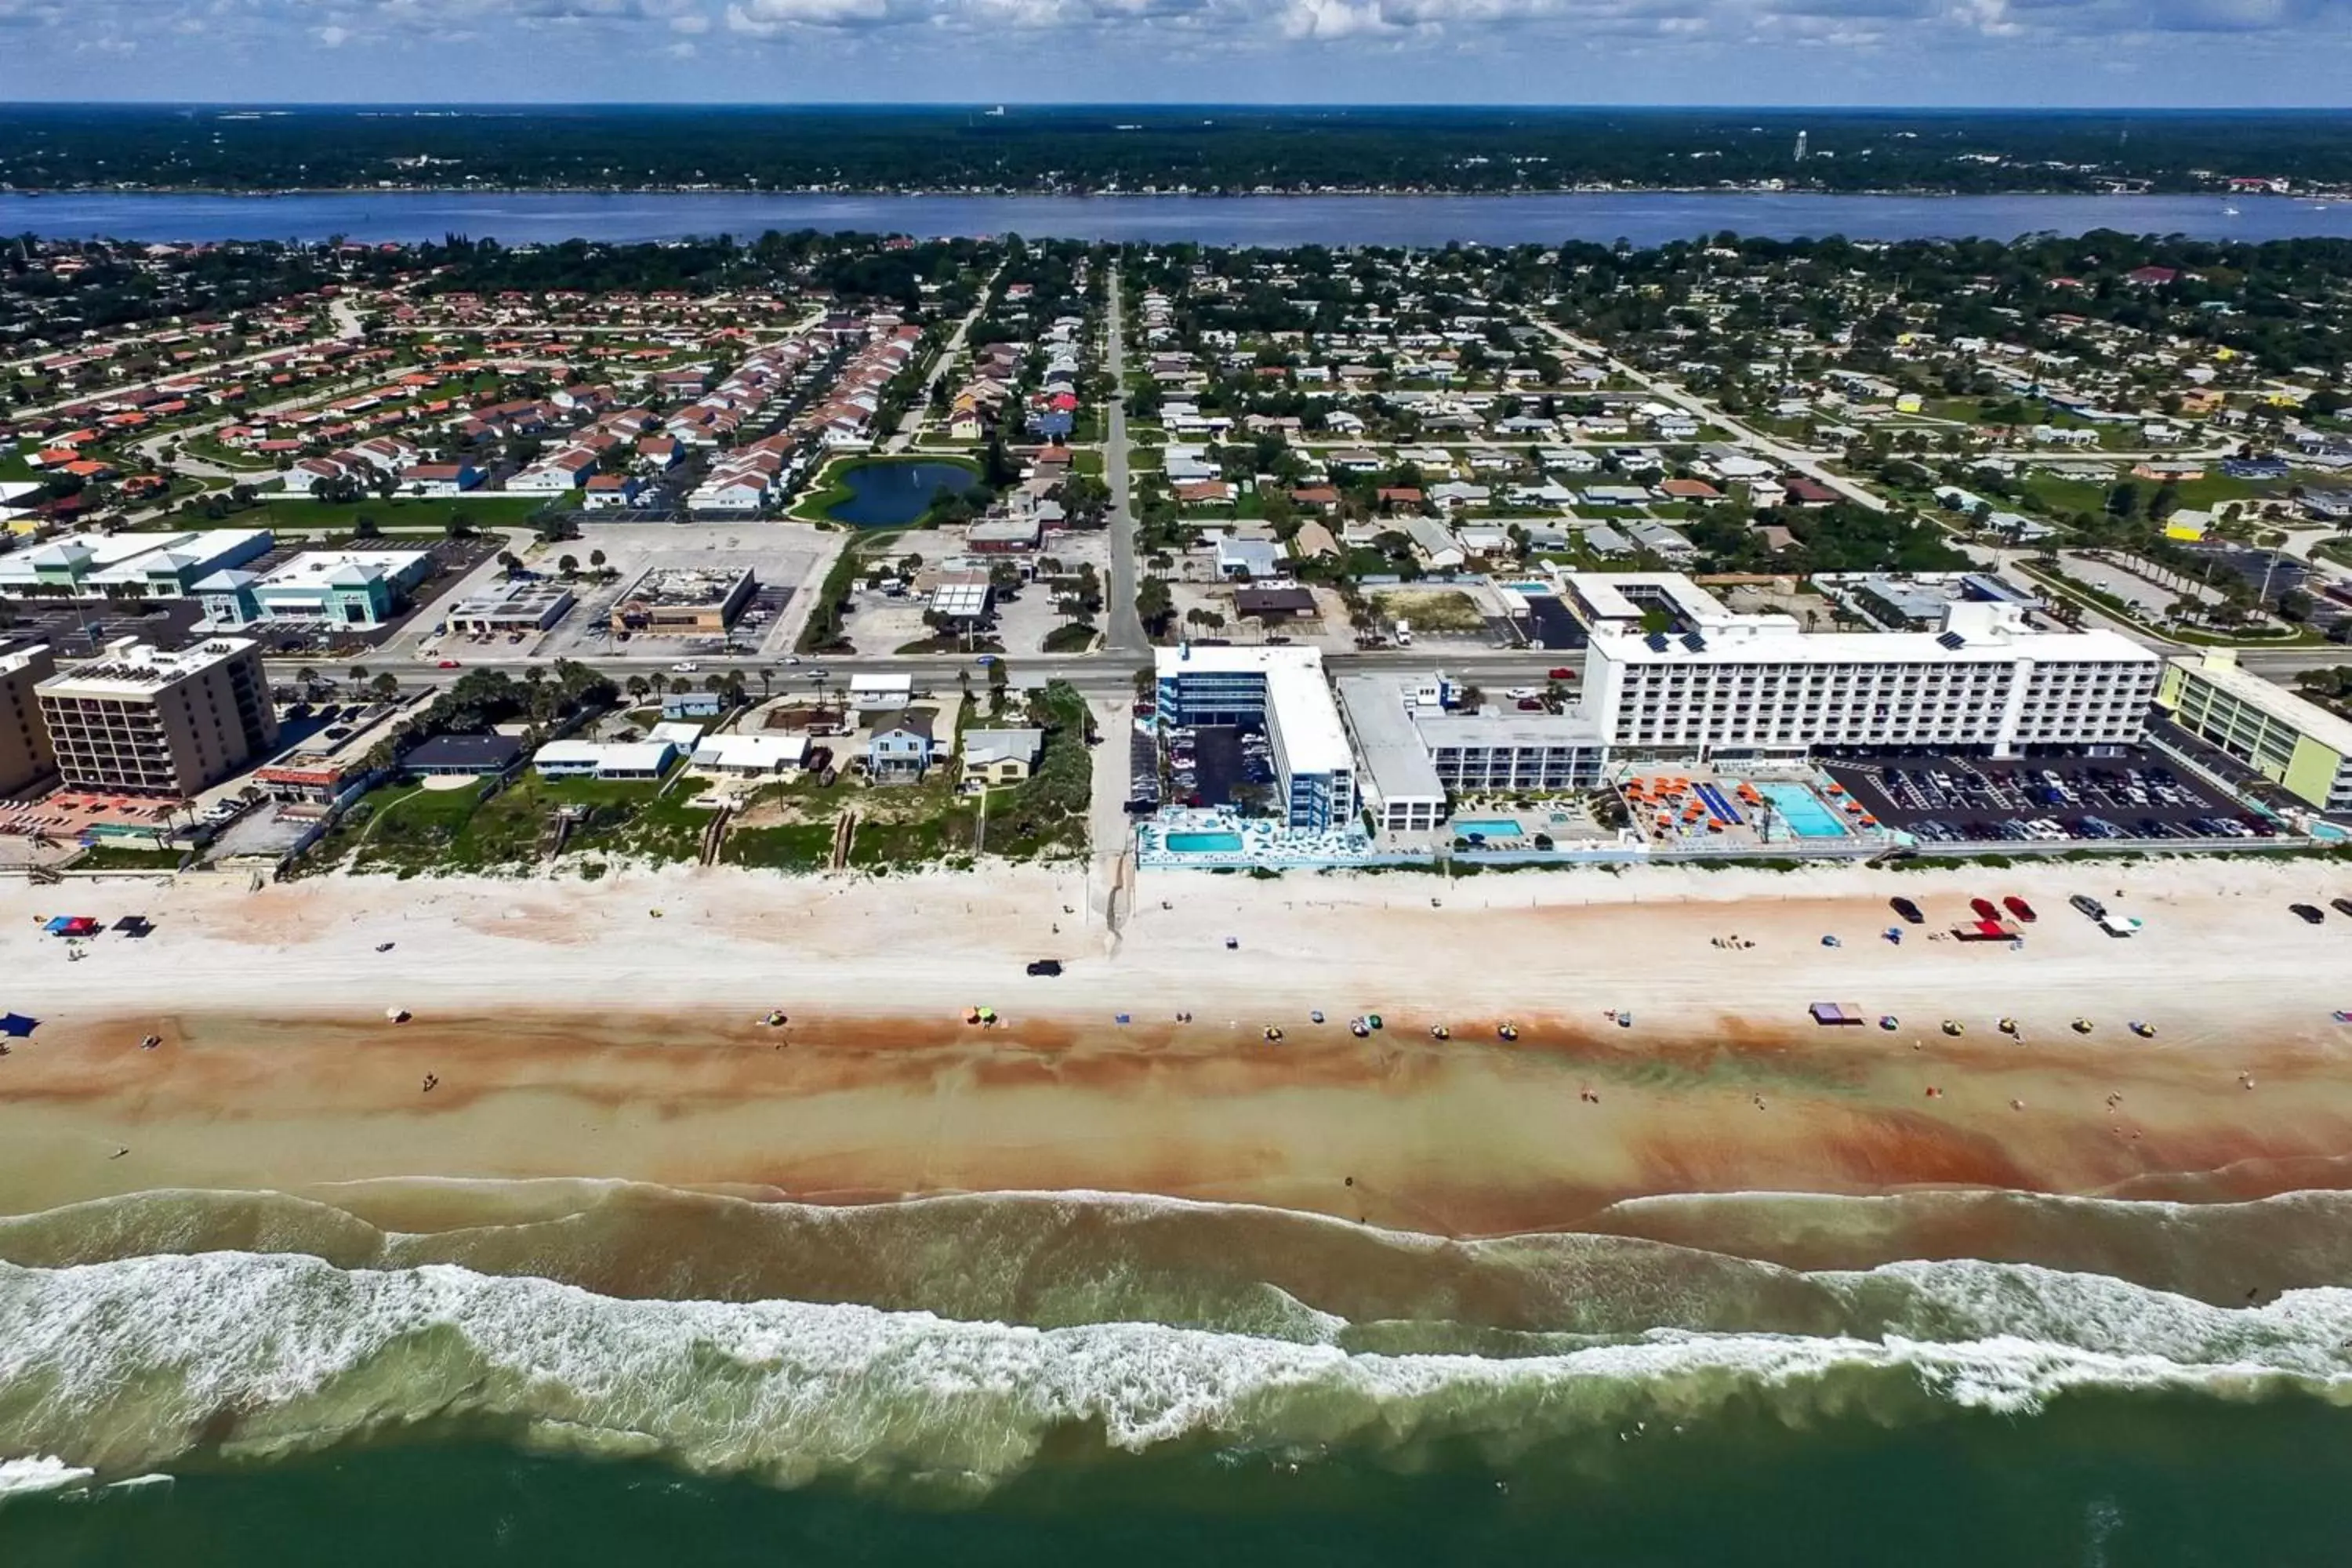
2,0,2348,105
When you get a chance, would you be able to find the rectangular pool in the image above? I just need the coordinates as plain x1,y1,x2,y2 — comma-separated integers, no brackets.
1165,831,1244,853
1453,818,1525,837
1754,782,1847,839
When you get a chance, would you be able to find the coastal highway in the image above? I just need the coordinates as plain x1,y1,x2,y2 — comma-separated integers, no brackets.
1101,264,1149,656
264,644,1583,695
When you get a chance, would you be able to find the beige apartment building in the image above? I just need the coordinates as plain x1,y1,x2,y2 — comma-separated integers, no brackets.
0,644,58,796
35,637,280,797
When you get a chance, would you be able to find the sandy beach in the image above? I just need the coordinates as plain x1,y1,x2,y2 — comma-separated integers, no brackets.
1,855,2348,1236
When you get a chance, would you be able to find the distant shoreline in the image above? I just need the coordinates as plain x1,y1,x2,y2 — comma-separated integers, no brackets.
0,183,2298,200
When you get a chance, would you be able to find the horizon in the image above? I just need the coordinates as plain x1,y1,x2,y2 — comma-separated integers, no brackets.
1,0,2348,108
10,102,2352,114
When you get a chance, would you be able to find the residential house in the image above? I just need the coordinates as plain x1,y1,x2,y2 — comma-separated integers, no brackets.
866,710,936,782
961,728,1044,785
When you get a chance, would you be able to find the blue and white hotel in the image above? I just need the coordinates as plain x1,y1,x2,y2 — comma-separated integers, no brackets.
1155,644,1358,830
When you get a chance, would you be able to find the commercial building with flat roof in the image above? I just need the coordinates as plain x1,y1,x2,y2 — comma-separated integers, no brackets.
446,577,577,634
1582,598,2158,761
36,637,278,795
609,566,756,637
0,644,58,796
1334,674,1447,833
0,528,274,601
2158,649,2352,813
197,549,437,630
1156,644,1356,829
1337,673,1609,833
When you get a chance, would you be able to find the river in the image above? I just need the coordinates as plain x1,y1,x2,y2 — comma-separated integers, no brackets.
3,191,2350,246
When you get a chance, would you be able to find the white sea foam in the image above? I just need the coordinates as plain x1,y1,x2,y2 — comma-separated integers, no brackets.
4,1253,2351,1491
0,1455,96,1501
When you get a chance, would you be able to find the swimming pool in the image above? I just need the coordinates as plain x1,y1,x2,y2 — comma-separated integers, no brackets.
1164,831,1245,853
1755,782,1848,839
1453,818,1525,838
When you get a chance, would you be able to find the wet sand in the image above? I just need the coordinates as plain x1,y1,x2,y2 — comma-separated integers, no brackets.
2,855,2349,1235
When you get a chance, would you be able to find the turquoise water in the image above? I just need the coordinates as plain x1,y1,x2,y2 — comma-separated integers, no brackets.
822,460,978,527
1755,782,1848,839
1164,831,1244,853
1453,818,1525,837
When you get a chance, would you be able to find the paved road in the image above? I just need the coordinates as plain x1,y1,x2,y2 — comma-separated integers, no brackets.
1101,265,1149,656
886,265,1002,453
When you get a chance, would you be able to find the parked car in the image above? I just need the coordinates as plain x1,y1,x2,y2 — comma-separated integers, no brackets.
1889,896,1925,926
2002,895,2038,923
1025,959,1064,977
2292,903,2326,926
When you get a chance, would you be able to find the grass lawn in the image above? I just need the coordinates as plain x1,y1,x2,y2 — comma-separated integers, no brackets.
176,434,279,472
719,820,837,872
170,494,558,533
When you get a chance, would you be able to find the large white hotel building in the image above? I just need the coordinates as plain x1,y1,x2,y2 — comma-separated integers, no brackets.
1575,576,2161,761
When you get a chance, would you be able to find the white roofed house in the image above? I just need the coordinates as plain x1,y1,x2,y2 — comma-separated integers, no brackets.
689,732,809,778
533,739,677,780
1403,514,1466,570
961,727,1045,785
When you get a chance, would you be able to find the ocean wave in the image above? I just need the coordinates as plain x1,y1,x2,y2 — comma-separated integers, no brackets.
5,1251,2352,1494
0,1455,95,1502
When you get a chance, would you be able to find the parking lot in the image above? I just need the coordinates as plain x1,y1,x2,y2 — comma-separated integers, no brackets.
0,597,204,659
528,524,837,662
1820,750,2274,845
1162,722,1273,811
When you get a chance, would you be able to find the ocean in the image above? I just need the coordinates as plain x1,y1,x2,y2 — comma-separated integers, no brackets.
5,191,2352,247
8,1185,2352,1563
